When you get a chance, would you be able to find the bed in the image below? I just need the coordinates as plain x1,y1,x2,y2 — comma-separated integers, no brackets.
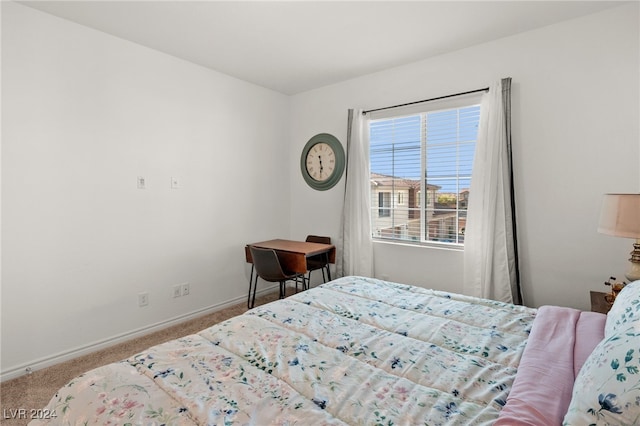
30,276,640,425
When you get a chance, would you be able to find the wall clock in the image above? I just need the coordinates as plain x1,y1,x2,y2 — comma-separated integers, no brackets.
300,133,345,191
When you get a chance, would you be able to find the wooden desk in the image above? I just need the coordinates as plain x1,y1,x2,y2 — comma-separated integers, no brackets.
245,239,335,274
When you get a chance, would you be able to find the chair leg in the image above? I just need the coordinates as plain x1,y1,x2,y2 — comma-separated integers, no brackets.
279,281,285,299
326,265,332,282
302,275,307,290
247,265,254,309
249,268,259,309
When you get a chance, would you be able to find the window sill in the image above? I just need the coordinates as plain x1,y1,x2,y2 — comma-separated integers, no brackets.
372,238,463,252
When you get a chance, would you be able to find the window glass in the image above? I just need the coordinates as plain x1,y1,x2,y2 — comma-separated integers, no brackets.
369,104,480,246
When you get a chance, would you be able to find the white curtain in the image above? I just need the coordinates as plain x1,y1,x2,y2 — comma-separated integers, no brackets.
337,109,374,277
463,78,521,304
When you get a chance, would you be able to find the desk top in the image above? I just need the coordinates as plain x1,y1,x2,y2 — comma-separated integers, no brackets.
245,239,336,263
249,239,334,256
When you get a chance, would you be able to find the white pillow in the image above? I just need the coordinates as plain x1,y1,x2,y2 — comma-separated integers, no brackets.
605,280,640,338
563,324,640,425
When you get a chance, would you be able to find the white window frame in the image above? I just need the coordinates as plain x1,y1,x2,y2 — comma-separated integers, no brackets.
368,93,482,248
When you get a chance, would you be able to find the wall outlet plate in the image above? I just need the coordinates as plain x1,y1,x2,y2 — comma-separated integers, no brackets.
172,285,182,298
181,283,190,296
137,176,146,189
138,292,149,306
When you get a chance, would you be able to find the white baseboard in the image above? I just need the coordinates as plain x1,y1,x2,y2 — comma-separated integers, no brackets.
0,284,278,382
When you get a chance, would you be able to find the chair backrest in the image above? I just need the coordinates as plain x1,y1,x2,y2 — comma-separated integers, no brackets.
306,235,331,244
250,246,287,282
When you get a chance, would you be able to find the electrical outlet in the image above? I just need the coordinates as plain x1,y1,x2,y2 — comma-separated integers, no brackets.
137,176,146,189
172,285,182,298
138,292,149,307
181,283,190,296
171,176,180,189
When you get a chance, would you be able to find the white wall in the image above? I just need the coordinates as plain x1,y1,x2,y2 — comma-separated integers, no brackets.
1,2,290,378
289,4,639,308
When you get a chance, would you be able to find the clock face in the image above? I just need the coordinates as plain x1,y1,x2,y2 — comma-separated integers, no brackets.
305,142,336,182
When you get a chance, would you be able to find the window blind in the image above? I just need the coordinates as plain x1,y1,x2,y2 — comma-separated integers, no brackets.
369,102,481,245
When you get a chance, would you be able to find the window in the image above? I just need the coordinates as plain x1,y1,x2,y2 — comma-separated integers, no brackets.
369,101,481,246
378,192,391,217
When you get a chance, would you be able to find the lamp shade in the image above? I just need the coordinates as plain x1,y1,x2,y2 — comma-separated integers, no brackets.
598,193,640,239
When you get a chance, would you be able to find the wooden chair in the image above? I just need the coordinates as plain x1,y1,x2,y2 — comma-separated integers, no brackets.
248,246,306,309
305,235,332,286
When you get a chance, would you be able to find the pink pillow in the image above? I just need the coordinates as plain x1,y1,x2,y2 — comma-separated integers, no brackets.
573,311,605,377
496,306,598,425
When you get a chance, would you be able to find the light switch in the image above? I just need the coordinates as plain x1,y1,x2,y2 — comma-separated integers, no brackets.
171,177,180,189
137,176,146,189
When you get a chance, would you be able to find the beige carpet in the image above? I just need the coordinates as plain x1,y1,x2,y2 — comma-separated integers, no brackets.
0,290,282,426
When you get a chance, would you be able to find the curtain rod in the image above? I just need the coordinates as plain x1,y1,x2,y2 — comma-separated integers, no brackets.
362,87,490,115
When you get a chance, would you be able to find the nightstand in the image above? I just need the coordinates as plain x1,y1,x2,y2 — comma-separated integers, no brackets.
590,291,613,314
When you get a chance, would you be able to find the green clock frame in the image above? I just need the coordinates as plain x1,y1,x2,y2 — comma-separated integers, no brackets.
300,133,345,191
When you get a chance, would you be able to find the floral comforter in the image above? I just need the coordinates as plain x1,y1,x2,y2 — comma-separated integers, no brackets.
32,276,537,425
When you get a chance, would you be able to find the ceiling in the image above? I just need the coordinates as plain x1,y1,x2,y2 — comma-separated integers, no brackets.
20,1,626,95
